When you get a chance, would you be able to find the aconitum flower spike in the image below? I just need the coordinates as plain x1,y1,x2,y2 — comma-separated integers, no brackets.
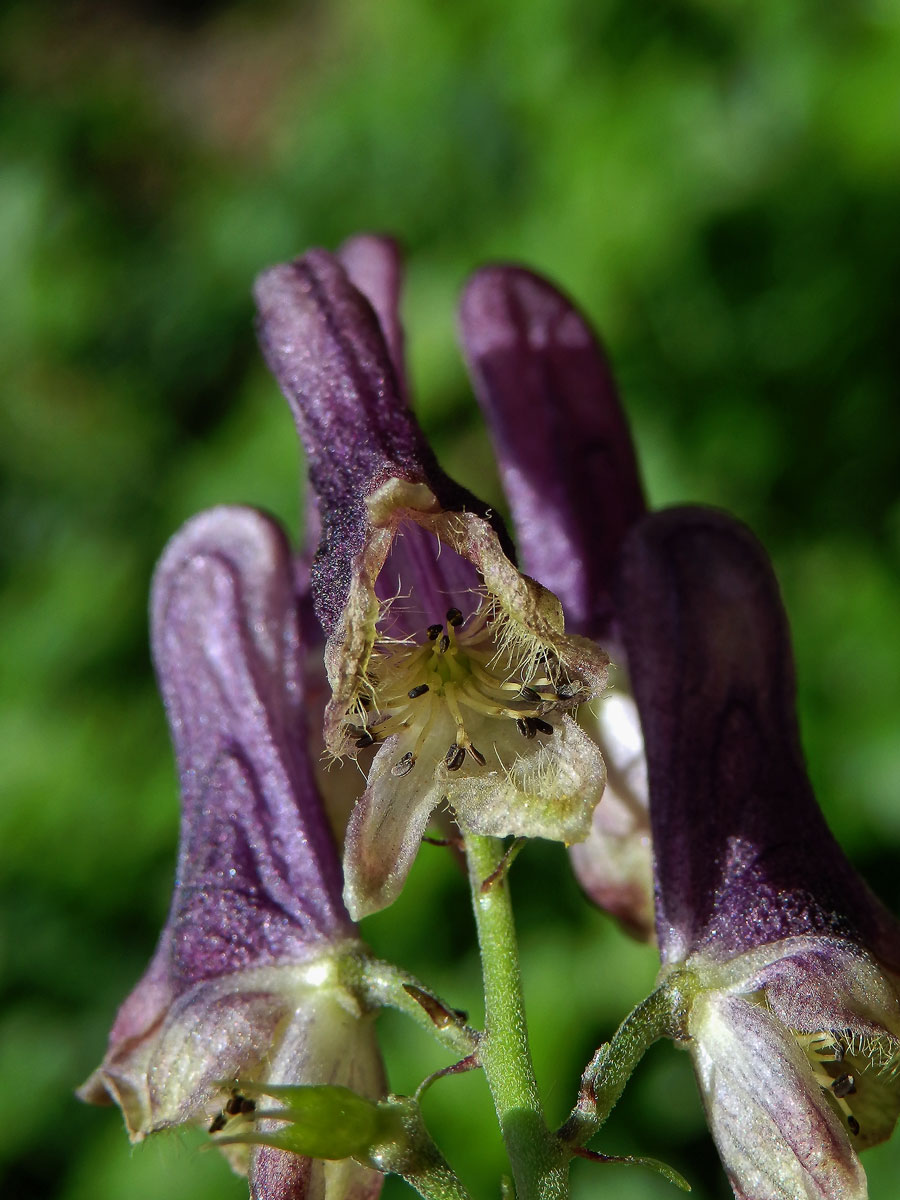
78,506,384,1200
459,265,653,939
619,505,900,1199
254,244,608,919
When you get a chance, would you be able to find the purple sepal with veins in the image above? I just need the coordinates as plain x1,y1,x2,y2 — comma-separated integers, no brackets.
79,506,383,1200
619,506,900,971
254,241,609,919
460,264,653,939
459,265,645,644
618,505,900,1198
254,248,502,639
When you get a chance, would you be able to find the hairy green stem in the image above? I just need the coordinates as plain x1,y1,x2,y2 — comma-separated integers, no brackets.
465,834,568,1200
357,954,480,1059
376,1096,476,1200
558,973,694,1148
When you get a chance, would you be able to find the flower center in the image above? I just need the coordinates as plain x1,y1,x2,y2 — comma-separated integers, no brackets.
344,603,584,778
795,1028,900,1140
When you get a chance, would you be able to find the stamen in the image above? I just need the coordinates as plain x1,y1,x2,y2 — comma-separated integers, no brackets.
439,692,470,755
458,676,519,717
225,1092,256,1116
792,1026,892,1145
352,597,576,785
445,744,465,771
392,752,416,777
832,1074,857,1098
209,1112,227,1133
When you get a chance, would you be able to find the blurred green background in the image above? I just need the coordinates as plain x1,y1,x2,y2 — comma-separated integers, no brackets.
2,0,900,1198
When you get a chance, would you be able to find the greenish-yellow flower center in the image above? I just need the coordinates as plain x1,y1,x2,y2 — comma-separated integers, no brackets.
345,603,584,780
795,1028,900,1142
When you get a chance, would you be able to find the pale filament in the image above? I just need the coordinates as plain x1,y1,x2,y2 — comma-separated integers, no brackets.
344,601,582,779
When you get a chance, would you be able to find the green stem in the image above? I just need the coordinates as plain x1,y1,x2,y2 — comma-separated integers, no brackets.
357,955,480,1059
465,834,568,1200
558,974,693,1148
376,1096,475,1200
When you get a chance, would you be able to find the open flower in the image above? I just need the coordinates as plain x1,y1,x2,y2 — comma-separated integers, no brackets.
79,506,384,1200
254,239,608,919
458,263,653,938
618,505,900,1199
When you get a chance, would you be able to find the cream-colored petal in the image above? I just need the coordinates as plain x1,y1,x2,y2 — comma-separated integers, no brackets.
452,715,605,843
570,688,654,939
690,991,867,1200
342,731,448,920
250,989,386,1200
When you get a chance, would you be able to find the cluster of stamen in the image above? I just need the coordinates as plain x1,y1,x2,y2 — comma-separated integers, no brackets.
208,1088,256,1134
343,603,583,779
795,1028,900,1138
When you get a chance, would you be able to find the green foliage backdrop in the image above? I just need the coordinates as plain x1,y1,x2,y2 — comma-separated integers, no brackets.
2,2,899,1197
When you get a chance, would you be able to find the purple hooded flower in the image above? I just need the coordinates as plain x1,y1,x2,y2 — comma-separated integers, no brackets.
458,264,654,939
253,239,609,919
79,506,384,1200
618,505,900,1199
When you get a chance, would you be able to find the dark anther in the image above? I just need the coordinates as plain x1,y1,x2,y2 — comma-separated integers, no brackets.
446,607,463,627
209,1112,227,1133
832,1074,857,1098
556,681,582,700
224,1093,245,1116
355,731,375,748
517,717,536,739
427,623,443,640
848,1115,861,1136
438,633,450,654
408,683,430,699
467,744,487,766
519,685,541,703
239,1098,256,1115
445,743,465,771
531,717,554,736
392,752,416,777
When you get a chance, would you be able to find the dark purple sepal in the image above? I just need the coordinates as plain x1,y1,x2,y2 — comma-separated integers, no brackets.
253,249,504,639
337,234,408,399
152,505,350,958
333,238,483,639
459,265,646,641
617,506,900,970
